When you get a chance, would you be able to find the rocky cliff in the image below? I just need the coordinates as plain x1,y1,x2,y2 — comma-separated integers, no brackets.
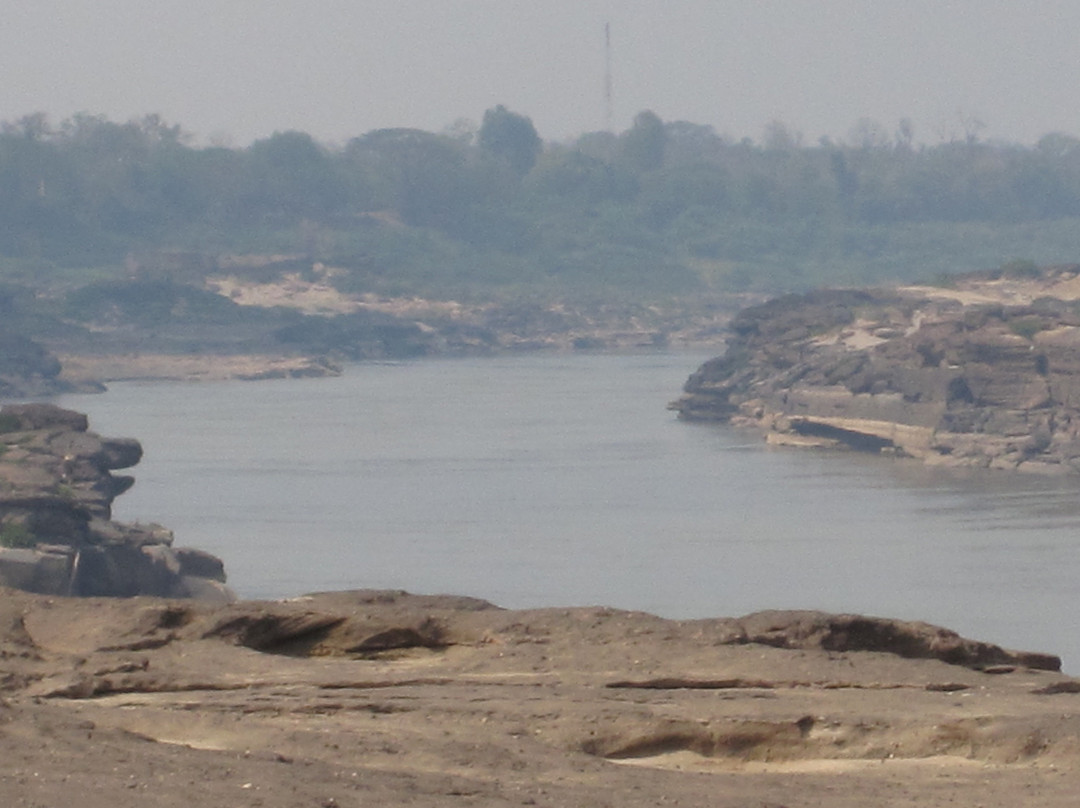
672,266,1080,473
0,403,232,599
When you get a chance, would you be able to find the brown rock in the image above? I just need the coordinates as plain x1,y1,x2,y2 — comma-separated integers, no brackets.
0,406,230,601
1,589,1078,807
671,268,1080,473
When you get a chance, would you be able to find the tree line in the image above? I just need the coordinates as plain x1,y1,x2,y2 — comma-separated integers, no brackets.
4,107,1080,297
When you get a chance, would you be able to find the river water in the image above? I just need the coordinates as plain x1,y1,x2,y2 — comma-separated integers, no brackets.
59,352,1080,671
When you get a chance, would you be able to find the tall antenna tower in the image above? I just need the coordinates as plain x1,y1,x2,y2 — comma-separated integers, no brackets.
604,22,613,131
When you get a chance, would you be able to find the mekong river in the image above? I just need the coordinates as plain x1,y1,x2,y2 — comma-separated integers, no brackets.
60,352,1080,671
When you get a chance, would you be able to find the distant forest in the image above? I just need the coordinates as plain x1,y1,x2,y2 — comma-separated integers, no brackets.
5,107,1080,299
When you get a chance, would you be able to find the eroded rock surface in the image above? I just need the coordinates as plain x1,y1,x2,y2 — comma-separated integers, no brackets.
0,403,231,600
0,589,1077,807
672,266,1080,473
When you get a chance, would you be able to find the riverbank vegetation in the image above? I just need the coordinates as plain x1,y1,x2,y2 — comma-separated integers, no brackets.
4,108,1080,307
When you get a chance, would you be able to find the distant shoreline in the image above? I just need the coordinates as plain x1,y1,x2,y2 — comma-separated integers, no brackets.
53,341,724,389
55,352,344,386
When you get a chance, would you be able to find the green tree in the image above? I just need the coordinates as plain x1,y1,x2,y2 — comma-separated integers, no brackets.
243,131,346,222
347,128,477,229
638,162,729,226
526,149,638,204
478,105,542,176
620,110,666,171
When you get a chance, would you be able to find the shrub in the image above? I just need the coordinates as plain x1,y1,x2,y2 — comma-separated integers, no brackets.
1009,316,1046,340
0,522,36,549
1000,258,1041,279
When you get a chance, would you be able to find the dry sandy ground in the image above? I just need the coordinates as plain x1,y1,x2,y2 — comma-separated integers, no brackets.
1,588,1079,807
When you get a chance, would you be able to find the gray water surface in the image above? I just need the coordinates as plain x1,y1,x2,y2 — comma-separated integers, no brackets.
60,353,1080,671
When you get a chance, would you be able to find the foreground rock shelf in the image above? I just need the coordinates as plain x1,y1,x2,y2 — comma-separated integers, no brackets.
0,589,1078,807
0,403,231,600
672,266,1080,473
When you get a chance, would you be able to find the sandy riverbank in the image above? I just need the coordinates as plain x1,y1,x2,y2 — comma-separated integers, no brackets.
55,353,342,385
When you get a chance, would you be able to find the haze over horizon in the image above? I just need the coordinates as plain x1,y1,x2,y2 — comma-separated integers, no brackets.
5,1,1080,147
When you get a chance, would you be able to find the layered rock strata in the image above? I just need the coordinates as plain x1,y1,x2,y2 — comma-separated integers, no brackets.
672,267,1080,473
0,403,232,600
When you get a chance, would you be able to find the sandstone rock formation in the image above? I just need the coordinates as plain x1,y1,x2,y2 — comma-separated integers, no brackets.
190,598,1059,673
0,403,232,600
672,266,1080,473
1,589,1075,807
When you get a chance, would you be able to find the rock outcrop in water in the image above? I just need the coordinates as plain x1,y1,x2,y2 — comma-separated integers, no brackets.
671,266,1080,473
0,403,232,600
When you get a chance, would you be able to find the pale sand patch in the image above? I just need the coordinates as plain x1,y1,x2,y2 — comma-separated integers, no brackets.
150,736,235,752
353,293,487,320
840,328,888,350
206,273,365,315
739,755,992,774
812,318,890,349
902,285,1026,306
206,273,485,320
611,751,990,774
57,353,341,383
901,272,1080,307
765,432,837,449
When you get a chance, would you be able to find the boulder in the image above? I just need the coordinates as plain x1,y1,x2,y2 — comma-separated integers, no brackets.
174,547,227,582
0,404,231,601
171,575,235,603
0,546,75,595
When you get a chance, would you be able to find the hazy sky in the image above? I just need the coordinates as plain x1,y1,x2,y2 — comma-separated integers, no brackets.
5,1,1080,147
